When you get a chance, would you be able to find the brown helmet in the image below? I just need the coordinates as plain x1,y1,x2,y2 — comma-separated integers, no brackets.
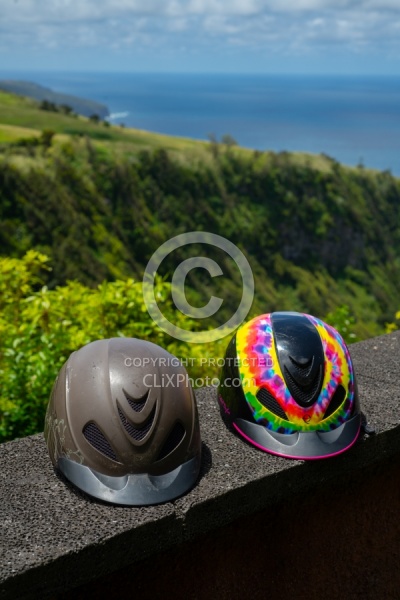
44,338,202,505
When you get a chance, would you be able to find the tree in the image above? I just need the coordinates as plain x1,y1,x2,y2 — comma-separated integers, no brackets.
39,100,58,113
60,104,73,115
221,133,238,147
40,129,55,149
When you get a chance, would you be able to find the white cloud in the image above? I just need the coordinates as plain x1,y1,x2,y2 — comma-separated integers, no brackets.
187,0,264,15
2,0,400,24
2,0,394,25
203,15,242,35
1,0,400,65
166,17,189,32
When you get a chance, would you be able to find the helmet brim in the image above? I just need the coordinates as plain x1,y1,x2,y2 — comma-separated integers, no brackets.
233,413,361,460
57,454,201,505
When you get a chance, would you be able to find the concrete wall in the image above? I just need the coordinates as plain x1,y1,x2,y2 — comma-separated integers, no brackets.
60,455,400,600
1,331,399,600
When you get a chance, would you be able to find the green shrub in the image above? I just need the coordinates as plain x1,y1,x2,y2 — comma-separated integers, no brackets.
0,251,227,442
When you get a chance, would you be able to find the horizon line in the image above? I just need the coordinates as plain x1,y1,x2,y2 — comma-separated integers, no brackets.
1,69,400,78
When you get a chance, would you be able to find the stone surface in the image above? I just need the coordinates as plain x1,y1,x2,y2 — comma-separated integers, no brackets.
0,331,399,599
58,453,400,600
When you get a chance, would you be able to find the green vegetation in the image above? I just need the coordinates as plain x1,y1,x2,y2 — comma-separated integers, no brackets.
0,88,399,441
0,80,108,118
0,252,227,442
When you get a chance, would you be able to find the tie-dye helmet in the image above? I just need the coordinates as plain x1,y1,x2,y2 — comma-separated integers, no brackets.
218,312,361,459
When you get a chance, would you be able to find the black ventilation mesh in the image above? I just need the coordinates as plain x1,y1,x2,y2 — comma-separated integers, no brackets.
288,356,312,376
118,405,156,441
256,387,289,421
284,366,323,405
82,422,118,461
124,389,148,413
157,422,186,461
323,385,346,419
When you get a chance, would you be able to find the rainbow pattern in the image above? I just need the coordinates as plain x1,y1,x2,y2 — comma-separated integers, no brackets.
236,313,355,434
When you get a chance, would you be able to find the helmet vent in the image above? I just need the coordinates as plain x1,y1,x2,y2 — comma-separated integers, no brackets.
82,422,118,461
124,389,148,413
157,422,186,461
284,365,323,406
118,405,156,442
289,356,312,376
256,387,289,421
323,385,346,419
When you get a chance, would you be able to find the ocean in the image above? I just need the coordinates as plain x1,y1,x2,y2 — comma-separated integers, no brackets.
4,71,400,174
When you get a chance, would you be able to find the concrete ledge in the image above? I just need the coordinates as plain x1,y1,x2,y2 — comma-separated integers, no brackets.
1,331,400,599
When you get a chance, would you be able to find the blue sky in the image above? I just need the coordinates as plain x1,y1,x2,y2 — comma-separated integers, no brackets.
1,0,400,74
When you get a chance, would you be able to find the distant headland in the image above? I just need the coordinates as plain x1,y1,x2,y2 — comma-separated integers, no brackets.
0,80,109,119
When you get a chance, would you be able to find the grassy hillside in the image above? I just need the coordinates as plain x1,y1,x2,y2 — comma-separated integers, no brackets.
0,90,337,164
0,89,399,340
0,80,109,118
